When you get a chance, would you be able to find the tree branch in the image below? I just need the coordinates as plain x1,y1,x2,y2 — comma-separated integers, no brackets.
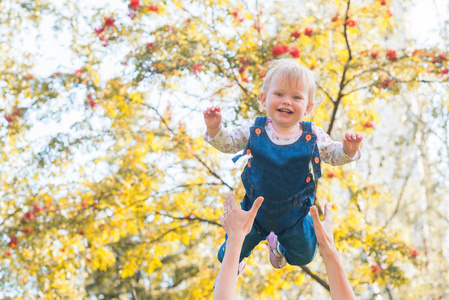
327,0,352,136
300,265,330,291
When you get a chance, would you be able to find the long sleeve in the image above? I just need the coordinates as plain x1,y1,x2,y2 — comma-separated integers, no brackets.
313,124,361,166
204,121,253,153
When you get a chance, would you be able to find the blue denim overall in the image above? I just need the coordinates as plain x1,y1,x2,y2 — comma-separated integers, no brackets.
218,116,322,266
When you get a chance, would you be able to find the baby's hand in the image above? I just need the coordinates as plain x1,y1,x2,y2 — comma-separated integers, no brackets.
203,105,222,132
343,132,363,158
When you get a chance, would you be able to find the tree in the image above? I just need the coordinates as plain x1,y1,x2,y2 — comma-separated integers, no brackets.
1,0,448,298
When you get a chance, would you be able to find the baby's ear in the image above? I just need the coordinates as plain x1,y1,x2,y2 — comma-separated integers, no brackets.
259,92,266,107
305,101,314,114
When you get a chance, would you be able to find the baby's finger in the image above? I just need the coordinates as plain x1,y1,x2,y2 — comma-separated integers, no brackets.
345,132,352,140
356,133,363,141
351,133,356,140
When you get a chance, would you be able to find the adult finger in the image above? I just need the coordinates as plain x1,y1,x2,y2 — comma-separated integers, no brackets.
226,193,238,209
222,200,228,212
323,203,332,225
249,196,264,218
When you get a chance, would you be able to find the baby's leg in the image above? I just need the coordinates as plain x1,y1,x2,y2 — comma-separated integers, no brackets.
276,214,317,266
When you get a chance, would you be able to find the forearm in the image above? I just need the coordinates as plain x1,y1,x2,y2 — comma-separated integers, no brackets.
213,235,245,300
313,124,360,166
321,249,356,300
204,122,251,153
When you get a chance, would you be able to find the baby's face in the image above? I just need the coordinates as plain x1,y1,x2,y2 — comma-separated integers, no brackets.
260,76,313,132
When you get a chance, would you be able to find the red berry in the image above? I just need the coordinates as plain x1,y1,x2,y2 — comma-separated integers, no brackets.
192,63,203,76
345,19,357,27
327,171,337,178
5,115,14,123
130,0,139,10
371,264,381,274
271,45,285,57
7,236,19,248
304,27,313,37
289,47,300,58
386,49,397,62
104,17,115,28
364,121,374,128
25,212,35,220
290,30,301,39
148,5,159,12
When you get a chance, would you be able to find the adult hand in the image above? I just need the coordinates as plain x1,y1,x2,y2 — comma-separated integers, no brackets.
311,204,356,300
213,194,263,300
219,193,264,240
310,203,337,257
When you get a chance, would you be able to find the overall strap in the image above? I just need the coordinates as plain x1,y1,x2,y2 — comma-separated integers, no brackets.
233,117,265,164
306,121,321,180
254,116,268,128
311,145,322,180
301,121,313,133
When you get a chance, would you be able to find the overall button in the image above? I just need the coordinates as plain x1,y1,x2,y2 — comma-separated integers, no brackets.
247,162,251,168
306,177,311,183
246,149,251,155
255,128,261,136
314,157,319,164
305,134,311,141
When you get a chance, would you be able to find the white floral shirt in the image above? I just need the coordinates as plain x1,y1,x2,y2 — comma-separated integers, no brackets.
204,118,360,166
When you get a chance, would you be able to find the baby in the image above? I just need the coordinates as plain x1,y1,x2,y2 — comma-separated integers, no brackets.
204,59,363,278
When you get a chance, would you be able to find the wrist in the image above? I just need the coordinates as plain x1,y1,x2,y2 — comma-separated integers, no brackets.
320,244,339,261
343,148,357,158
226,233,246,245
207,123,222,138
208,123,222,130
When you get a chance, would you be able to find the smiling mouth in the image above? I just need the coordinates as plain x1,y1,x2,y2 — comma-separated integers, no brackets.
278,108,293,114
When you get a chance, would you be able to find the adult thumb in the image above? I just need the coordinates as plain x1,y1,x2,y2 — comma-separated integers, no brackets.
310,205,320,223
250,197,264,216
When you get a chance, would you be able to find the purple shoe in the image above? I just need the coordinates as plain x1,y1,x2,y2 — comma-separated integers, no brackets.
213,260,246,289
267,232,287,269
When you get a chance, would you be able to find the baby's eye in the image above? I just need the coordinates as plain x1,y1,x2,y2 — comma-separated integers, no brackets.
275,92,283,97
293,96,302,100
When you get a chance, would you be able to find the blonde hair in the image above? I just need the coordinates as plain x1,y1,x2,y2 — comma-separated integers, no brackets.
261,59,323,110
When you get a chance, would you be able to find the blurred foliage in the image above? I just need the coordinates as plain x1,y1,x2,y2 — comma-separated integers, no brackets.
1,0,449,299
